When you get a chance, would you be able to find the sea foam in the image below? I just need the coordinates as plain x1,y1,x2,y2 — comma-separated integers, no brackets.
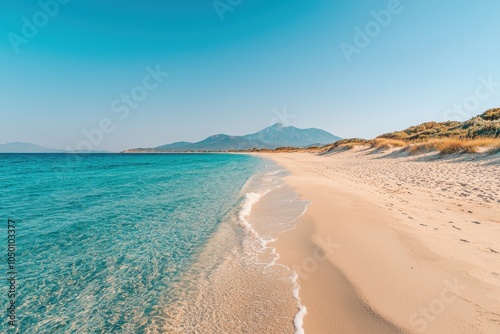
291,272,307,334
237,174,308,334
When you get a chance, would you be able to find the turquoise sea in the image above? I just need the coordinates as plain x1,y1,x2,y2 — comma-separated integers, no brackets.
1,153,276,333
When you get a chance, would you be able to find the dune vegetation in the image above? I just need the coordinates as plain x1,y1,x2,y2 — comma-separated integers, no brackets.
378,108,500,140
372,108,500,155
403,137,500,155
247,108,500,155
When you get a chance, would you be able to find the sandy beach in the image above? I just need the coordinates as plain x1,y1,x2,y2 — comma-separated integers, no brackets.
260,147,500,333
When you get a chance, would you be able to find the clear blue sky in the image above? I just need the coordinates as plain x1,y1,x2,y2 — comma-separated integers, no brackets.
1,0,500,151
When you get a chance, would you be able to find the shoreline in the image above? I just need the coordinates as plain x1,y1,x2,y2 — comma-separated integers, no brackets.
240,160,311,334
259,149,500,333
161,157,305,333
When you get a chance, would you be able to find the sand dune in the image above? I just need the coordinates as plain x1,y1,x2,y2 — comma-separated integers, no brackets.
260,147,500,333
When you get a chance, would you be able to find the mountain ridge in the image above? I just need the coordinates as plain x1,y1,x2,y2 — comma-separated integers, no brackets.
0,142,65,153
0,142,109,153
125,124,341,152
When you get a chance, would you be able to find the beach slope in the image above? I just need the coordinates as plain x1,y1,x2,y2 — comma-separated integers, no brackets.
261,148,500,333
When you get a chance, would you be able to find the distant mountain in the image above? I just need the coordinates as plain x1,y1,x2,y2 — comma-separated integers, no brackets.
157,134,266,151
0,142,109,153
0,142,65,153
125,124,341,152
242,123,340,148
157,141,193,149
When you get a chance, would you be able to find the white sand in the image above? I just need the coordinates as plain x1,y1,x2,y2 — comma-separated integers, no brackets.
261,147,500,333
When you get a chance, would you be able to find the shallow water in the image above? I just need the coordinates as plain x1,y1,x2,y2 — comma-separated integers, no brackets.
0,153,307,333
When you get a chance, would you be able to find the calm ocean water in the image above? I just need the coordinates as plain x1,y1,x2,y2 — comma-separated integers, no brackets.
0,153,263,333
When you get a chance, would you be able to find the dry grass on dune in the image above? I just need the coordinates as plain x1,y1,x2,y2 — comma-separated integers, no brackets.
321,137,500,156
250,137,500,155
371,138,407,149
326,138,370,151
461,138,500,153
406,138,500,155
434,139,477,154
